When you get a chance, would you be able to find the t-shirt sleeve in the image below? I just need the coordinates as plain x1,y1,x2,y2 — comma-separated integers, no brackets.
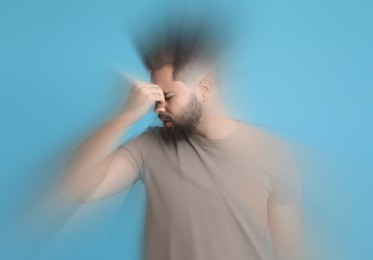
116,128,156,184
268,142,302,206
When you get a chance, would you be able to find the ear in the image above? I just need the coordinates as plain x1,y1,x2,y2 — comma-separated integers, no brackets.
197,78,213,102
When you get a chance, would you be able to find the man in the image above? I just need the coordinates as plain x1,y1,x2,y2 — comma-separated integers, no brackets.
59,23,306,260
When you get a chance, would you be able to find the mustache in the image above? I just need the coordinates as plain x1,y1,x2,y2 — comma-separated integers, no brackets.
158,114,175,122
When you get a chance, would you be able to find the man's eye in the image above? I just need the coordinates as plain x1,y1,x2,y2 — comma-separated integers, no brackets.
165,95,174,100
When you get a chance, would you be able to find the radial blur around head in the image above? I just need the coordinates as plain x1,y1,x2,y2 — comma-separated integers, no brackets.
131,14,234,138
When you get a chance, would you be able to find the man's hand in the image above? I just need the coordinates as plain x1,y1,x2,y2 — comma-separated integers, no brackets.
120,81,165,123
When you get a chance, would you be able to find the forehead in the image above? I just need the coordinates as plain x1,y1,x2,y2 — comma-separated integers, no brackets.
151,65,188,92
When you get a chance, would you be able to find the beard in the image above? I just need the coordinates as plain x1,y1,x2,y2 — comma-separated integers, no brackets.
160,93,203,140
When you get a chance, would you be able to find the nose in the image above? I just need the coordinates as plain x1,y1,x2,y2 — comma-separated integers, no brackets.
154,100,166,113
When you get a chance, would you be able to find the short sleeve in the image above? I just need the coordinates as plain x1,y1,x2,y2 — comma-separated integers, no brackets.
268,142,302,206
117,127,157,184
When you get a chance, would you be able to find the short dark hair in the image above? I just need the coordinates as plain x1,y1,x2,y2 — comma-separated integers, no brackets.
133,16,228,87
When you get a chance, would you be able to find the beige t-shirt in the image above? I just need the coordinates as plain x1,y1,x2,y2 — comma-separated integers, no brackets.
118,120,302,260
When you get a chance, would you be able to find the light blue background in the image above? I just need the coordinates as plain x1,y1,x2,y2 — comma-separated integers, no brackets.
0,0,372,259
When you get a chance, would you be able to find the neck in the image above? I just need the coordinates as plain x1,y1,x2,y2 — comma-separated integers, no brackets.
193,107,239,140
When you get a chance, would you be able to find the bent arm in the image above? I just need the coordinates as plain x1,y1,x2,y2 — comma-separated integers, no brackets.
59,113,138,203
268,203,307,260
59,81,166,203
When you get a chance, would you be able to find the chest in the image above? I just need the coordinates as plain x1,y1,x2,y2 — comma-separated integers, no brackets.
144,142,274,211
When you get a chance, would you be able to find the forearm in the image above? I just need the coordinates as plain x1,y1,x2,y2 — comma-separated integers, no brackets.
69,113,135,170
59,112,136,200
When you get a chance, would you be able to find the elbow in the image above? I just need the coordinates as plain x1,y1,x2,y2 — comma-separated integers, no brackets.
58,185,81,204
58,177,87,204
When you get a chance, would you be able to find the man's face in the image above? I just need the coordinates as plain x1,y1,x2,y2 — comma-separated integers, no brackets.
151,65,203,137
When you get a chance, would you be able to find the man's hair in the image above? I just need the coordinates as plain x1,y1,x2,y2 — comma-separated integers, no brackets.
144,43,221,87
132,16,230,87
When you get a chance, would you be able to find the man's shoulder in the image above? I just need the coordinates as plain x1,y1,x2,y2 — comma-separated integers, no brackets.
239,121,279,143
239,121,292,153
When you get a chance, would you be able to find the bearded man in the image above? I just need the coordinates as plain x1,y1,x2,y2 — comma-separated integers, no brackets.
59,20,306,260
